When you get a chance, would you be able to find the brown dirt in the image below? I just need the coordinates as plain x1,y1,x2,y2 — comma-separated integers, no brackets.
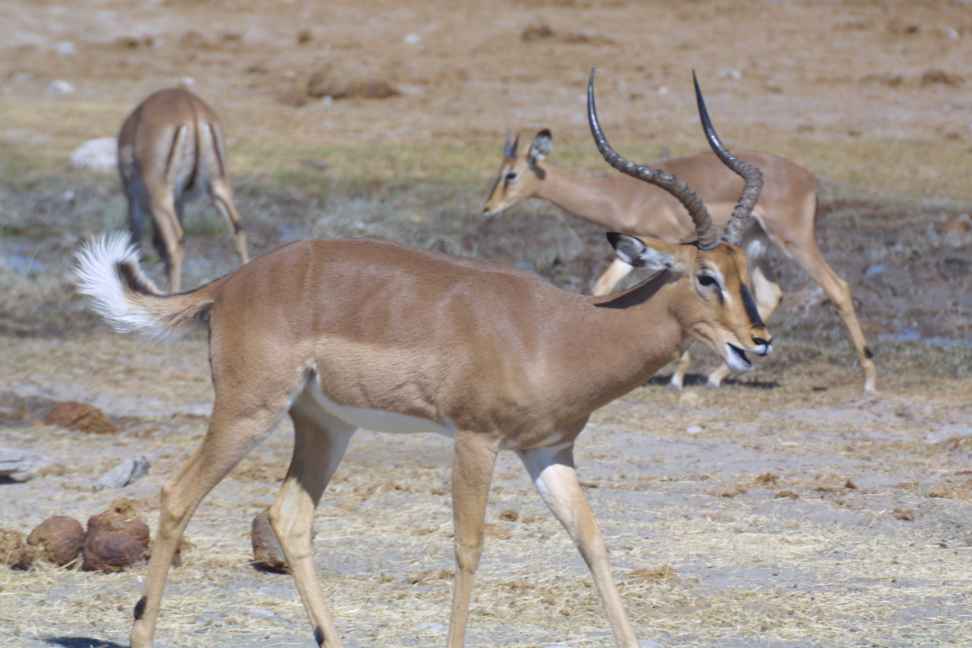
45,401,119,435
1,2,971,647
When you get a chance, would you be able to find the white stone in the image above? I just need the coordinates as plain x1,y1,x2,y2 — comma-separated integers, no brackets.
48,80,75,95
720,67,743,80
54,41,76,56
0,448,50,482
70,137,118,172
94,455,151,490
404,33,421,46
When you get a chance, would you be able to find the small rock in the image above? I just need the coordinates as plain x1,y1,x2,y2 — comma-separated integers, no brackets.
893,508,914,522
296,29,313,45
417,622,447,634
47,80,75,96
54,41,76,56
944,26,960,40
864,264,886,277
82,499,150,572
686,424,703,435
94,456,151,490
719,67,743,80
0,448,50,482
0,529,35,570
45,401,117,435
403,33,422,46
920,69,963,87
69,137,118,173
180,76,196,87
522,23,555,42
657,85,669,96
27,516,84,566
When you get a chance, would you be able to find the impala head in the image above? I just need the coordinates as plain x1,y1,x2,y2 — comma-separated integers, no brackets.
591,68,772,371
607,233,772,370
482,129,553,217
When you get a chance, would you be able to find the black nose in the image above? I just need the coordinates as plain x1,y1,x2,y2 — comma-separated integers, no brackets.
753,336,772,347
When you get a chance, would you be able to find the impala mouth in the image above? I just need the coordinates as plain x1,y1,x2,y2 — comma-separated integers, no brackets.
726,343,753,372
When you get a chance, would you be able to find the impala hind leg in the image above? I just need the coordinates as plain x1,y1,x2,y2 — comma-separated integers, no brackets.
210,178,249,265
788,242,875,391
269,391,355,648
518,444,637,648
591,258,634,296
130,405,282,648
147,191,185,292
447,431,500,647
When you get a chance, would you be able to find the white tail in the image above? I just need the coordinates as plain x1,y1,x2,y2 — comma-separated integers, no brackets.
74,233,213,340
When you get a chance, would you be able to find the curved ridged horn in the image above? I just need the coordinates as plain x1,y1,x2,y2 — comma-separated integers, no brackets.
587,68,719,250
692,71,763,246
503,130,519,159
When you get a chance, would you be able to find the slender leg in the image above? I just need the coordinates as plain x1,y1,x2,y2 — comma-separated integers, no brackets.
130,405,281,648
269,392,355,648
210,178,250,264
787,243,875,391
669,349,692,390
591,258,634,297
126,186,148,252
447,431,500,648
148,191,185,292
764,194,875,392
518,444,638,648
705,362,731,388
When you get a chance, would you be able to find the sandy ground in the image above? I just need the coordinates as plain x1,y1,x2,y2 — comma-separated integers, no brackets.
1,2,972,647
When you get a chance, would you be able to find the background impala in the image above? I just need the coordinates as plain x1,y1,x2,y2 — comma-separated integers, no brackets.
482,120,872,392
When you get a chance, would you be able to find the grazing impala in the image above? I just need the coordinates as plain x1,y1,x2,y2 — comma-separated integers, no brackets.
484,92,875,392
118,86,249,292
75,70,771,648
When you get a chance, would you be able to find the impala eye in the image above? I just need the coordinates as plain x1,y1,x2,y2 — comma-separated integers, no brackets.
505,172,517,182
698,274,718,288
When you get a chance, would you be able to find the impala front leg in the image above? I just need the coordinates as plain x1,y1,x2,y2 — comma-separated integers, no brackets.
518,443,638,648
447,431,500,647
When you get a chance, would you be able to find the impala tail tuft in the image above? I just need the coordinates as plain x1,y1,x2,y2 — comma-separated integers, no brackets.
74,232,216,339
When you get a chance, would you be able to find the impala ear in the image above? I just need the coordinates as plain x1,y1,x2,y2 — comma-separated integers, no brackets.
503,131,520,159
606,233,683,273
527,129,552,176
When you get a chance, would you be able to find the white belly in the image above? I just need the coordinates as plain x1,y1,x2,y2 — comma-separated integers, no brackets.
306,380,455,437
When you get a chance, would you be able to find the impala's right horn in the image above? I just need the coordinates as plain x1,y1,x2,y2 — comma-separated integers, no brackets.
692,71,764,247
587,68,720,250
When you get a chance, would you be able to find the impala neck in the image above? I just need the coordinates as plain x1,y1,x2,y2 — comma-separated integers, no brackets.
535,165,632,232
552,272,687,413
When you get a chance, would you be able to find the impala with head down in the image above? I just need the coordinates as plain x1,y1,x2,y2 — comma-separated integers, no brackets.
118,86,249,292
484,81,874,392
75,71,770,648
